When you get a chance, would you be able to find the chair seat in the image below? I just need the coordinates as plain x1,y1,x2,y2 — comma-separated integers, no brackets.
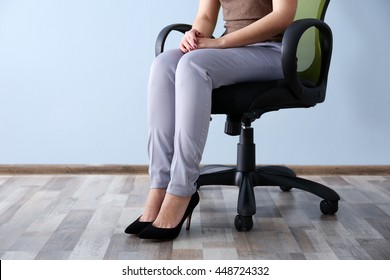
211,80,314,117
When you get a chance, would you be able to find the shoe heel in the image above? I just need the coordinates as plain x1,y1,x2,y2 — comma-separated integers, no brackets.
185,212,193,230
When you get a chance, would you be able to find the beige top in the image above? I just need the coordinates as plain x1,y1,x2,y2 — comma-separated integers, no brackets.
219,0,282,42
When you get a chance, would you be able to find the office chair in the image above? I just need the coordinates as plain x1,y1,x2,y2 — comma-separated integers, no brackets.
155,0,340,231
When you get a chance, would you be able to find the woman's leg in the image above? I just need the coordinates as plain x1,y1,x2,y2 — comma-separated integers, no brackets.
154,43,284,228
148,49,184,189
168,42,283,197
142,49,184,221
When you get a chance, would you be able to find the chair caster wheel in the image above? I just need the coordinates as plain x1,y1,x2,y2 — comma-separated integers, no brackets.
234,215,253,232
320,200,338,215
280,186,292,192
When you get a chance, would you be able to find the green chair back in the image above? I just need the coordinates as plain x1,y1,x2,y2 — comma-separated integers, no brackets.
294,0,330,84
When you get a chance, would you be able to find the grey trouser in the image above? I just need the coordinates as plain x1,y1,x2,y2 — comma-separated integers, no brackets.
147,43,283,197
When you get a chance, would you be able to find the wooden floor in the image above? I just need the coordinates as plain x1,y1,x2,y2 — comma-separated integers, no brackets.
1,174,390,260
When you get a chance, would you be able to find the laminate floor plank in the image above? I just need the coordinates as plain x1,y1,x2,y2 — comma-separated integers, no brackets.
1,174,390,259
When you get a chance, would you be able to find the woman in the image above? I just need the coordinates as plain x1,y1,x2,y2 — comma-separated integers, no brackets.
125,0,297,240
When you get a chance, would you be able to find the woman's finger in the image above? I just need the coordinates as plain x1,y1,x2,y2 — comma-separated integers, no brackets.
180,38,192,53
185,32,197,48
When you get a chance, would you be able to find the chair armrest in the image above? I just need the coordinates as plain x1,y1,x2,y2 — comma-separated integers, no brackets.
155,23,192,57
282,18,333,104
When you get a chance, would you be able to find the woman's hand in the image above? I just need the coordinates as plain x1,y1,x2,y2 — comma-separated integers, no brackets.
180,31,223,53
180,29,202,53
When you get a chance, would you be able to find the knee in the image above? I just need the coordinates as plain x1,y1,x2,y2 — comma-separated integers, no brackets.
175,51,209,82
150,49,183,75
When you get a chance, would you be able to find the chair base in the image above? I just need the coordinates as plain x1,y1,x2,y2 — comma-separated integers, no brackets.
197,164,340,231
196,122,340,232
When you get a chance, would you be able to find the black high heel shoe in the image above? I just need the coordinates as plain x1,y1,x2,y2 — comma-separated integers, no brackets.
124,216,153,235
138,191,200,240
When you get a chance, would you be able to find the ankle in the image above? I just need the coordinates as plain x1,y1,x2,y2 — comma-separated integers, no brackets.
140,188,167,222
152,194,192,228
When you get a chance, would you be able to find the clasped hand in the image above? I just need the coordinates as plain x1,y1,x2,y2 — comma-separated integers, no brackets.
179,29,221,53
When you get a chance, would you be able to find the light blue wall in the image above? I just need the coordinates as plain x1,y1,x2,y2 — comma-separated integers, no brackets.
0,0,389,165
